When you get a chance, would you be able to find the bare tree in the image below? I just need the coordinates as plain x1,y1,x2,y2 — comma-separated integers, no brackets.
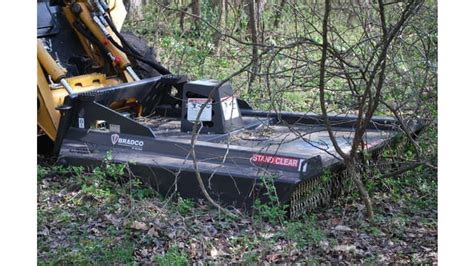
247,0,259,90
154,0,435,220
316,0,424,220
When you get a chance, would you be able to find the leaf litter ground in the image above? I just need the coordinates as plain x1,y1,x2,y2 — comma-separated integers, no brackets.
37,156,437,264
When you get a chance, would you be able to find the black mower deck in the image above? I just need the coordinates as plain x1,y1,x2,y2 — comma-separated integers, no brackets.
56,75,423,218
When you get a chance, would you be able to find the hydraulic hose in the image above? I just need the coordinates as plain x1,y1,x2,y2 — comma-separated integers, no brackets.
103,15,171,75
71,20,115,74
105,35,171,76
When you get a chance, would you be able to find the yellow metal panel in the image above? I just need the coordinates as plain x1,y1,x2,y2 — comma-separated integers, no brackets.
37,61,123,140
37,60,60,140
37,40,67,82
108,0,127,31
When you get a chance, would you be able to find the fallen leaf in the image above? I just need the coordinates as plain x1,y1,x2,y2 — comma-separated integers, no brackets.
334,225,352,232
260,232,274,239
165,229,176,239
90,227,101,235
210,247,228,258
319,240,330,250
421,246,432,252
210,247,218,258
131,221,148,231
38,227,49,236
147,227,159,237
104,214,121,226
333,244,357,252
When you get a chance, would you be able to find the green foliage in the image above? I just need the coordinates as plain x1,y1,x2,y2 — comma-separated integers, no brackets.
320,170,331,184
253,198,285,225
132,183,159,200
44,239,135,265
37,165,49,180
154,246,189,266
103,150,126,181
52,165,71,175
102,241,135,264
242,249,260,263
176,196,195,215
284,214,325,250
253,175,287,225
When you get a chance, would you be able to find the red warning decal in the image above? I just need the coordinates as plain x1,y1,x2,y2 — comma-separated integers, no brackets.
250,154,300,169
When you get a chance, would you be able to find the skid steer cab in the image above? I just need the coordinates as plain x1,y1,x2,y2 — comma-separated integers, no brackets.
37,0,424,218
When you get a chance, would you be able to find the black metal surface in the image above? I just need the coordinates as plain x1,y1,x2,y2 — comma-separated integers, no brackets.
59,127,323,209
56,79,421,213
240,109,403,130
37,1,60,37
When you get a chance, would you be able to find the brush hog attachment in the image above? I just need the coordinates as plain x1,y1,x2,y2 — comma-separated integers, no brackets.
57,75,423,218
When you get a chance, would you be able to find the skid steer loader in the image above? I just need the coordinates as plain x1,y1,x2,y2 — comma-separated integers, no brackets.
37,0,423,218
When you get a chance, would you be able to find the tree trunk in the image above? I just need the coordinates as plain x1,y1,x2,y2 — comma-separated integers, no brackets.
255,0,266,43
247,0,259,90
212,0,226,56
191,0,201,31
347,161,374,221
319,0,374,222
126,0,147,19
273,0,287,29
